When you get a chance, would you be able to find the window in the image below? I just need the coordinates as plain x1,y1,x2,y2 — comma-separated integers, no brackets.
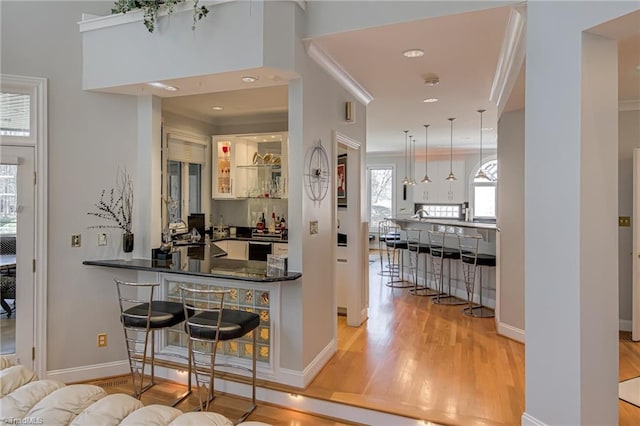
415,203,462,219
368,166,393,226
0,164,17,235
0,92,30,137
472,159,497,220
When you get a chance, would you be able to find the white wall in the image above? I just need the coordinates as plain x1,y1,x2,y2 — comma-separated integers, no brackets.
496,109,525,334
1,1,139,372
619,109,640,325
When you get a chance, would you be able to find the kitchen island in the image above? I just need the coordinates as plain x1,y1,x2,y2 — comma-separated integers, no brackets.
83,242,300,386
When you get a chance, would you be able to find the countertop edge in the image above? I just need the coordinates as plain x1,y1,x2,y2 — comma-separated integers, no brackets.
82,260,301,283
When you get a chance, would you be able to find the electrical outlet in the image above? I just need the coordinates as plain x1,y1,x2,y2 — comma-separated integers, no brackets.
71,234,81,247
97,333,107,347
98,232,108,246
619,216,631,227
310,220,318,235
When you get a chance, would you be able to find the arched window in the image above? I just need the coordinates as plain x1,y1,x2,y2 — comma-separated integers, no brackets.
472,159,497,220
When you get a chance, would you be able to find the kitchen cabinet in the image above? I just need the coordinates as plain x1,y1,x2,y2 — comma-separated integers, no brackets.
413,159,466,204
212,132,288,199
273,243,288,256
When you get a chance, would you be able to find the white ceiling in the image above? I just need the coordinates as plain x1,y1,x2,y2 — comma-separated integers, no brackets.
157,6,639,156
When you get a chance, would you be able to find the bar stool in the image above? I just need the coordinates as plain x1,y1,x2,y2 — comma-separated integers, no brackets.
114,278,191,406
377,220,398,278
180,286,260,422
385,225,412,288
457,234,496,318
428,229,465,305
407,228,439,296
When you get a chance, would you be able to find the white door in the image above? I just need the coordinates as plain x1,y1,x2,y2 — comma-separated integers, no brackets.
632,149,640,340
0,146,35,367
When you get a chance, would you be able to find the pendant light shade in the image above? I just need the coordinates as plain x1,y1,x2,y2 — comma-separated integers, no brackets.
402,130,410,185
446,118,457,181
475,109,488,180
421,124,432,183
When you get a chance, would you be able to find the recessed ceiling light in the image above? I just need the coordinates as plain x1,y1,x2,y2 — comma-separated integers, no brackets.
241,76,258,83
403,49,424,58
423,98,438,103
211,106,224,111
147,82,178,91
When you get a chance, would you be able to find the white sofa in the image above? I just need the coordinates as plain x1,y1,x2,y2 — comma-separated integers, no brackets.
0,357,269,426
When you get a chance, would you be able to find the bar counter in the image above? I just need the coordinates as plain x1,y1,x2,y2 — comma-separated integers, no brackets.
387,216,499,231
83,244,300,282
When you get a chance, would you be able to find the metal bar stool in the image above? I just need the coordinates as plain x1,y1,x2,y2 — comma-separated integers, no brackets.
407,228,440,296
180,286,260,422
457,234,496,318
115,278,191,406
428,228,465,305
385,225,412,288
377,220,398,278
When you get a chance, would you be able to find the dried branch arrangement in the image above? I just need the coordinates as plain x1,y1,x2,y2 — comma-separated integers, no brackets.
88,168,134,233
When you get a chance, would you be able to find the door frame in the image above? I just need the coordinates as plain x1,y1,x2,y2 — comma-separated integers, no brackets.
632,149,639,340
0,75,48,376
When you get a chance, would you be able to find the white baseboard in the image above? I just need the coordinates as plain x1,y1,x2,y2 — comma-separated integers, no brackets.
47,360,129,383
521,412,547,426
497,321,525,343
620,319,632,332
279,338,337,388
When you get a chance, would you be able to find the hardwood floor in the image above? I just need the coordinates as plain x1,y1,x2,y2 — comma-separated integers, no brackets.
81,252,640,425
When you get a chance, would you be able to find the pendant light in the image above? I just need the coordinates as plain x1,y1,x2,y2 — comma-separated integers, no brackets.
409,136,416,185
475,109,489,180
445,118,457,181
421,124,432,183
402,130,409,185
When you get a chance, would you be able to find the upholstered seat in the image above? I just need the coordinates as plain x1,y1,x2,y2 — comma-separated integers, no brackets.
185,309,260,341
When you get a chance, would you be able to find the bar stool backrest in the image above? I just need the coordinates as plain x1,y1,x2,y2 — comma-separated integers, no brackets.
458,234,482,266
405,228,421,250
115,279,159,330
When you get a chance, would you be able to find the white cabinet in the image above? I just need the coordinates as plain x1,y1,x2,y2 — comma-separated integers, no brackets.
413,159,466,204
212,132,288,199
273,243,288,256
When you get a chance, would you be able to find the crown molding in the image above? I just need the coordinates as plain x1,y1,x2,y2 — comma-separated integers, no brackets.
335,131,361,150
306,41,374,106
490,4,527,116
620,100,640,111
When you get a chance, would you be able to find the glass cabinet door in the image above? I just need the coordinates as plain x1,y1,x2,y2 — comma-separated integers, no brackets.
213,138,234,198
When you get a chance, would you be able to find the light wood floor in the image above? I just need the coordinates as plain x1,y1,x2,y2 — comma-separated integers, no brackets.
82,253,640,425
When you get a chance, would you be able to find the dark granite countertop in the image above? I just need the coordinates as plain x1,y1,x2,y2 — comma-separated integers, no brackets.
83,245,300,283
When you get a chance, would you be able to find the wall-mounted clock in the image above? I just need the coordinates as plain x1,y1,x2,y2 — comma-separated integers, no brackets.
305,141,330,202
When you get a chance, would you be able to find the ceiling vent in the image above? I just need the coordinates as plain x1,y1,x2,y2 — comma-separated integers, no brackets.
423,75,440,86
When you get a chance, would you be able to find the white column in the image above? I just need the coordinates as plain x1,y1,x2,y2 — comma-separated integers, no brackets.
524,2,635,424
136,95,163,255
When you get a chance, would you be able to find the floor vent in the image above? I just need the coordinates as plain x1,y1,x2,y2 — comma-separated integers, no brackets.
94,377,130,388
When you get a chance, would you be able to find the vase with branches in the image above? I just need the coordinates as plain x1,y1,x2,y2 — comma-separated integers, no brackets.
111,0,210,33
88,168,135,253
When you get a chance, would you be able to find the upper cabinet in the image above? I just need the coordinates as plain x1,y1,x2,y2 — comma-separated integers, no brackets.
413,159,466,204
212,132,288,199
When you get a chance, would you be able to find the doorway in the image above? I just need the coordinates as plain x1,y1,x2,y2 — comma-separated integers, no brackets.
0,146,35,367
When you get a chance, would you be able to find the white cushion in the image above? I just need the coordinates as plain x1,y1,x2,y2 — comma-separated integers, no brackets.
169,412,233,426
120,404,182,425
0,365,38,397
26,384,107,425
70,393,144,426
0,379,65,419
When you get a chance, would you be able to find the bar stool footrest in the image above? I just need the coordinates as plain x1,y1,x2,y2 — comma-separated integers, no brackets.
462,305,495,318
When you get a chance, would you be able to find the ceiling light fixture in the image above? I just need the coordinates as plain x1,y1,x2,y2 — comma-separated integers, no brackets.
241,76,258,83
421,124,432,183
148,82,178,91
475,109,489,181
211,106,224,111
402,49,424,58
402,130,410,185
410,136,416,185
423,76,440,86
423,98,439,103
445,118,457,181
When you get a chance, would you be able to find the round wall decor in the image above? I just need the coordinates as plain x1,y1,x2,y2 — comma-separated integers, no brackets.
305,141,330,202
